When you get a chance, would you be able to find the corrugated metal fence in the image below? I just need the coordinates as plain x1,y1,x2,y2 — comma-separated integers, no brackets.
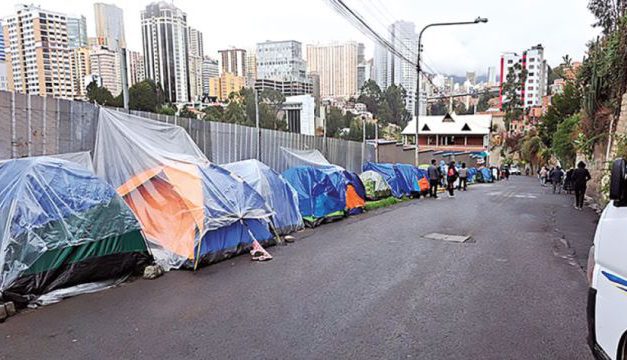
0,91,363,173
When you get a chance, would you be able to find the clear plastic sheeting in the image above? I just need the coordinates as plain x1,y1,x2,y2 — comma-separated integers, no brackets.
94,109,274,270
224,159,304,235
48,151,95,172
31,276,129,307
280,147,339,170
0,156,147,302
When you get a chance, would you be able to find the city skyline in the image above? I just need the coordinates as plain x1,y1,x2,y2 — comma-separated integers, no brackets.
0,0,598,76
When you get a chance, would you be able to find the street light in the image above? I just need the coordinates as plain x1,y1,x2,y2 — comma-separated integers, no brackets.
414,17,488,166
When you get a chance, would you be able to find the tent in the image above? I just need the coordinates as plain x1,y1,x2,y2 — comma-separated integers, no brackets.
282,166,365,226
395,163,429,196
224,159,304,235
0,157,150,304
94,109,274,270
359,170,392,200
476,167,494,183
362,162,406,198
467,167,478,183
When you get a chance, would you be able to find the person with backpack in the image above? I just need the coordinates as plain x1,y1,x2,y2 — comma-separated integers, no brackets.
446,161,458,198
427,159,441,199
458,162,468,191
572,161,592,210
550,166,564,194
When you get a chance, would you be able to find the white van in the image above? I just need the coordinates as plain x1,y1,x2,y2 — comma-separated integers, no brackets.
588,159,627,359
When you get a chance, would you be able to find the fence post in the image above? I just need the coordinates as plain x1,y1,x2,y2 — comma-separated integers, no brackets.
27,94,32,157
11,92,16,158
255,89,261,161
56,99,60,154
42,96,47,155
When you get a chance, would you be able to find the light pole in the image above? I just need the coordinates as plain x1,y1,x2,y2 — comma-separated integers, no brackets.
414,16,488,167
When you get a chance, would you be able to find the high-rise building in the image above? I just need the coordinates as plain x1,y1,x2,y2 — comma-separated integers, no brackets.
127,50,145,86
357,60,372,91
202,56,219,96
188,27,204,101
306,42,359,98
67,15,88,49
257,40,308,82
94,3,126,50
2,4,74,98
208,72,245,101
499,44,549,109
0,61,8,91
0,21,4,62
70,47,91,98
373,21,419,115
218,48,246,77
141,2,190,103
245,49,257,88
487,66,496,86
90,46,122,96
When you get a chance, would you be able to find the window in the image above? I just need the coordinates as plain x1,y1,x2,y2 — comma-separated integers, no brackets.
461,123,471,131
507,59,513,64
529,58,536,62
422,124,430,131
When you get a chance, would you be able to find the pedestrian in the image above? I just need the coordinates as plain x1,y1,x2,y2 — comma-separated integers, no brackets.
427,159,440,198
550,166,564,194
525,167,530,177
539,166,548,186
446,161,458,198
458,162,468,191
564,168,574,194
504,167,510,180
572,161,592,210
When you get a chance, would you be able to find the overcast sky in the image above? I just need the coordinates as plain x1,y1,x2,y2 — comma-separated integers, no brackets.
1,0,599,76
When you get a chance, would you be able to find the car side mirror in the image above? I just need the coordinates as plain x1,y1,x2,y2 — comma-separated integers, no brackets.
610,158,627,206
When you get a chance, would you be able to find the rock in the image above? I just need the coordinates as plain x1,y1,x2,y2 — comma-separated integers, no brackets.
0,304,7,322
284,235,295,243
143,265,164,280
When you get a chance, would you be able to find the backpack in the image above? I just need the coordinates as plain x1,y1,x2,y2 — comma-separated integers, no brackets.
448,168,457,178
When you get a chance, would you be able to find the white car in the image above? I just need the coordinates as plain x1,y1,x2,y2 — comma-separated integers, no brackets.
588,159,627,360
509,165,521,175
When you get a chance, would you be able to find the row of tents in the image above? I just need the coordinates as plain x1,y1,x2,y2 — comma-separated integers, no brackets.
0,108,493,306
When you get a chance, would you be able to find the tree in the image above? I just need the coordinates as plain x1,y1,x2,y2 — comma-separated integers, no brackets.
344,118,375,142
178,106,197,119
429,99,448,115
381,84,412,128
259,89,286,130
325,107,350,138
552,114,580,167
588,0,626,34
156,104,176,116
203,106,224,122
357,80,383,116
129,80,165,112
538,82,581,147
476,90,493,112
501,64,526,130
86,82,117,106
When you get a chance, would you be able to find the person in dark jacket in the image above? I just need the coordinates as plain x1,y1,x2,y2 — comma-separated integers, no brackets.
446,161,458,198
572,161,592,210
427,159,440,198
550,166,564,194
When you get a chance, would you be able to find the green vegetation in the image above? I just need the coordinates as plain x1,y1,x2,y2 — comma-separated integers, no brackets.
364,197,401,211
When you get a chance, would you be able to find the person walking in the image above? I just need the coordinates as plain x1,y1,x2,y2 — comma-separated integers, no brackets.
572,161,592,210
539,166,548,186
550,166,564,194
458,162,468,191
446,161,459,198
427,159,440,198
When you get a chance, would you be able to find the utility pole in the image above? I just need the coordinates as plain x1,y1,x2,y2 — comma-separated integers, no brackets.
414,17,488,167
362,115,366,165
255,89,261,161
120,45,129,110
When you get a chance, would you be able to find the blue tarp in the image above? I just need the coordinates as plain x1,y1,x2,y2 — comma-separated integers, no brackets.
362,162,406,198
282,166,345,220
478,167,493,183
224,159,304,235
467,168,478,183
395,163,423,193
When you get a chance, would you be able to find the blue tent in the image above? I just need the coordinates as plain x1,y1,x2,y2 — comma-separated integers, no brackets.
224,159,304,235
282,166,346,226
0,157,150,303
467,167,478,183
362,162,406,198
476,167,493,183
335,169,367,215
395,163,426,194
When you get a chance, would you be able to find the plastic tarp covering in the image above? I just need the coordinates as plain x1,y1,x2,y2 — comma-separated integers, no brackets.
94,109,273,270
48,151,95,172
359,171,392,200
394,163,422,193
280,147,336,169
467,168,478,183
0,157,147,302
479,167,493,182
362,162,407,198
224,159,304,235
282,166,345,220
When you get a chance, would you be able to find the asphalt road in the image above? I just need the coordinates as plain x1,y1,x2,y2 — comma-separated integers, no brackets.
0,176,598,360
